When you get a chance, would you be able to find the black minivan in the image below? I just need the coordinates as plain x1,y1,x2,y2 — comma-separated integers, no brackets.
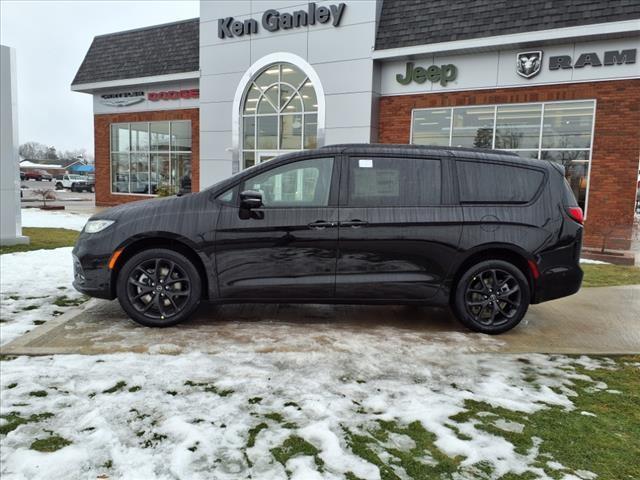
73,144,583,334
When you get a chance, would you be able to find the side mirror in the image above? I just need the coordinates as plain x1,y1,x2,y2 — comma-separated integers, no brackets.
240,190,263,210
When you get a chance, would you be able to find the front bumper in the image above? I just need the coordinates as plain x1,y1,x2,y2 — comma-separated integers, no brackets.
72,232,115,300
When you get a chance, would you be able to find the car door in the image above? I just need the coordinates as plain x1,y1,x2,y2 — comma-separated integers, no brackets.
215,155,340,300
336,154,463,301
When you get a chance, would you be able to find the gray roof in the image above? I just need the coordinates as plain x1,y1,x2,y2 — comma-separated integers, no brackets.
376,0,640,50
72,18,199,86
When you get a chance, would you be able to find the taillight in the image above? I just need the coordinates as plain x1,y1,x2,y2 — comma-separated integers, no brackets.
566,206,584,225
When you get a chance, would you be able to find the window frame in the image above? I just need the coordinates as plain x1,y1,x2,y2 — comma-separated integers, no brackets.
109,120,192,196
342,155,444,208
410,99,596,217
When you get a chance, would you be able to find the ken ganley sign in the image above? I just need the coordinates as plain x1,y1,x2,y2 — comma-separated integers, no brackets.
218,2,346,39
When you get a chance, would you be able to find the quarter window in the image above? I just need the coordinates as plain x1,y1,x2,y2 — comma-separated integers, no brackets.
456,161,544,204
243,157,333,207
411,100,595,210
348,157,441,207
110,121,192,195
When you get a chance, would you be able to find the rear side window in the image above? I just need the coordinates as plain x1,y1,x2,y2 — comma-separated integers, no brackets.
456,161,544,204
348,157,441,207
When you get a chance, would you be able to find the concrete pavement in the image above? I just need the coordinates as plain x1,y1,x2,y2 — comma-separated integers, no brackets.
2,285,639,356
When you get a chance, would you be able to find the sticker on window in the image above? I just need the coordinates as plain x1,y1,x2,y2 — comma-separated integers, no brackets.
358,159,373,168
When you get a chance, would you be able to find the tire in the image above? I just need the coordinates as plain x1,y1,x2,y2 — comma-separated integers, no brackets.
55,182,63,190
116,248,202,327
452,259,530,334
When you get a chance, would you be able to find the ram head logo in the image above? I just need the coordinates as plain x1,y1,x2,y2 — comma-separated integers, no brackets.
516,51,543,78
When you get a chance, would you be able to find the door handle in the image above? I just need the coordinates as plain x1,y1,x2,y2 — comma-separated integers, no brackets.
340,219,369,228
308,220,337,230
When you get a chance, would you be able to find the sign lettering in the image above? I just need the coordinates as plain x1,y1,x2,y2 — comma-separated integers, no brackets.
218,2,346,39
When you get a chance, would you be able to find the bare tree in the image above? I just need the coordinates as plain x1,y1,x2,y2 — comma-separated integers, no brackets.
19,141,48,160
33,188,56,208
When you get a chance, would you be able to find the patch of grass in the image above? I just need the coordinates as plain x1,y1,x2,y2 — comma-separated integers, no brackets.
0,227,79,255
53,295,87,307
21,305,39,311
0,412,54,435
247,422,268,448
248,396,262,404
7,383,18,389
284,401,300,409
33,320,46,326
448,356,640,480
102,381,127,394
271,436,324,471
8,295,20,300
30,434,72,452
347,420,462,480
142,432,167,448
264,412,284,423
184,380,234,397
582,264,640,287
29,390,47,397
102,460,113,469
128,386,141,393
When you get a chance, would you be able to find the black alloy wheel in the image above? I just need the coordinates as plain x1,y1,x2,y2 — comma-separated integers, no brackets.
453,259,530,334
117,248,201,327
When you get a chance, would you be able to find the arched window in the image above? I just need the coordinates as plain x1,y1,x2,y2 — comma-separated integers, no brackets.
241,62,318,169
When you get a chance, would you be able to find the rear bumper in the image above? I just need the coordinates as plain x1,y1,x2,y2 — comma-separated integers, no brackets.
532,239,583,304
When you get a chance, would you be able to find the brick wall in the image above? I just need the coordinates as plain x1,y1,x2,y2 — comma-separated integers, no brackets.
378,80,640,250
94,108,199,206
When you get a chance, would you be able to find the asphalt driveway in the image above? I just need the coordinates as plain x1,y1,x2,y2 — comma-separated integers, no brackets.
2,285,639,356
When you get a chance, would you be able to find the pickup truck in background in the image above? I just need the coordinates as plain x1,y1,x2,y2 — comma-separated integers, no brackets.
55,174,93,192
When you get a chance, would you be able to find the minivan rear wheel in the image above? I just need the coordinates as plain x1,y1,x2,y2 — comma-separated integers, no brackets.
116,248,201,327
452,259,530,334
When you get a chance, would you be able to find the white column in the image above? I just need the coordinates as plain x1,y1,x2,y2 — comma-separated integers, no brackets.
0,44,29,246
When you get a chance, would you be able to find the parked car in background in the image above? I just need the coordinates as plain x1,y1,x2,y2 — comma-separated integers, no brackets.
86,174,95,192
55,174,92,192
73,144,584,334
20,171,25,181
24,169,52,181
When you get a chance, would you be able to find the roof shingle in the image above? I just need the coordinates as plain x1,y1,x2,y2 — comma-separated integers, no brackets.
375,0,640,51
72,18,199,86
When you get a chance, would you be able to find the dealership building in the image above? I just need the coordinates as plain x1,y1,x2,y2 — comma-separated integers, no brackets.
71,0,640,250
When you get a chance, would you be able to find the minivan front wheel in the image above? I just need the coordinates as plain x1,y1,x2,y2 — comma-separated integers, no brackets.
453,260,530,334
116,248,201,327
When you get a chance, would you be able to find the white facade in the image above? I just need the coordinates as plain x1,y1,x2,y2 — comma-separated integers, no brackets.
199,0,381,189
0,45,28,246
379,37,640,96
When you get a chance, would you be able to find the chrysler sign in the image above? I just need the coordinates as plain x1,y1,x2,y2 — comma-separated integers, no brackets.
218,2,346,39
100,91,144,107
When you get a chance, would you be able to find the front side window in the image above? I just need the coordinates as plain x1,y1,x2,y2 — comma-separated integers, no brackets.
411,100,595,211
243,157,333,207
110,121,191,195
241,63,318,169
348,157,442,207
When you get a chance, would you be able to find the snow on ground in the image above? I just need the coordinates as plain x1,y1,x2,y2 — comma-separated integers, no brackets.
0,247,84,346
579,258,610,265
0,352,609,480
1,210,91,346
20,209,90,231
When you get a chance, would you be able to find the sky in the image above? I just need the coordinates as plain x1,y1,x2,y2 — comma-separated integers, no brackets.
0,0,199,153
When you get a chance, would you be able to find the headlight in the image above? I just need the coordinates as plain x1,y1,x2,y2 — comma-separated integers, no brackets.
84,220,115,234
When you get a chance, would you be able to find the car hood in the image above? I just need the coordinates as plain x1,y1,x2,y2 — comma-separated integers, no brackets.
89,193,200,222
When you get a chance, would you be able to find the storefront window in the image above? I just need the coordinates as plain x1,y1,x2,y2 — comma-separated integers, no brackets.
411,100,596,211
110,121,191,195
241,62,318,168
